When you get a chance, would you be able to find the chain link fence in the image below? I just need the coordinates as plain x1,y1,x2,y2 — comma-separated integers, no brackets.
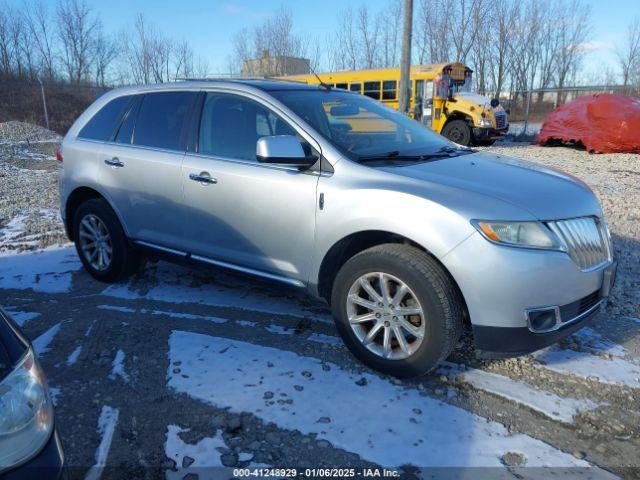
0,79,109,135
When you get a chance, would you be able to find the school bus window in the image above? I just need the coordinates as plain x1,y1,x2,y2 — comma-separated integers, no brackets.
363,81,381,100
382,80,396,100
335,83,348,90
349,83,362,93
414,79,424,99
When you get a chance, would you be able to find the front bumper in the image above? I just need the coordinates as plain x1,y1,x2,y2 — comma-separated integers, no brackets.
441,231,616,357
473,127,508,141
2,427,67,480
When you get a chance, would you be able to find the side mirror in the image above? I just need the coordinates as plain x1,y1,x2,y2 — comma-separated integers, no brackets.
256,135,315,168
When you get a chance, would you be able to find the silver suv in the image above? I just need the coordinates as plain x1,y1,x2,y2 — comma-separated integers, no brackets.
59,80,616,377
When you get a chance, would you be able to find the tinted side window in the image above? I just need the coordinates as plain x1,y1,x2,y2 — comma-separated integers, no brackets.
133,92,196,150
115,96,142,144
79,95,132,141
198,93,297,161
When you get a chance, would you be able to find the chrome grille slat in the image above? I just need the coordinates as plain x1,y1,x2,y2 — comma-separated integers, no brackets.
547,217,610,271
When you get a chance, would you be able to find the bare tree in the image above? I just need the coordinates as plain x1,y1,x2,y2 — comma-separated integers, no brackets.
445,0,488,62
23,0,56,80
554,0,591,104
617,17,640,87
329,7,359,70
378,0,403,67
357,5,380,68
56,0,99,84
93,24,117,86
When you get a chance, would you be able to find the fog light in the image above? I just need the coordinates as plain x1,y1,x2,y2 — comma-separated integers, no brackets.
526,307,560,333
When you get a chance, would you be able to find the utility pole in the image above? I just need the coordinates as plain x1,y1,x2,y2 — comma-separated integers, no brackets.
37,77,50,130
398,0,413,115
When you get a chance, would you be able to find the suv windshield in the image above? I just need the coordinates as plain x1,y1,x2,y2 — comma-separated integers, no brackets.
270,89,452,161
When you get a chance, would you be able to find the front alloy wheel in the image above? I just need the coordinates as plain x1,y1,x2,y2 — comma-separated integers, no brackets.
346,272,425,360
78,214,113,271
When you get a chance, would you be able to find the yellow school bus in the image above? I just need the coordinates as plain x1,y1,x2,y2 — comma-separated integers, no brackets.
282,63,508,146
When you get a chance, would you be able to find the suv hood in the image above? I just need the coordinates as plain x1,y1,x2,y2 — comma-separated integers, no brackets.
380,151,602,220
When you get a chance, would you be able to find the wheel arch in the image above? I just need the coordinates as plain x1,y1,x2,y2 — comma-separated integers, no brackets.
64,186,127,240
315,230,469,321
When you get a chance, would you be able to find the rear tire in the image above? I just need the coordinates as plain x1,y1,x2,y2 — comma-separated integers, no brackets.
73,199,141,283
331,244,463,378
442,119,472,146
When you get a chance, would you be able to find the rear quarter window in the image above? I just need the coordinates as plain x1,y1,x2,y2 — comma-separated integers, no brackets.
133,91,197,150
78,95,133,141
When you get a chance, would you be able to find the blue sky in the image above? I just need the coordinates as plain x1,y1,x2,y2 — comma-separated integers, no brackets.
9,0,640,79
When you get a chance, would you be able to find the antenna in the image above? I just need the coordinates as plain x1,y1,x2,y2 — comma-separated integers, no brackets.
309,64,331,91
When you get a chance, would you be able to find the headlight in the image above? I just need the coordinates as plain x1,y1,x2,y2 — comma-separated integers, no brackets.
0,349,54,471
473,220,564,250
477,118,492,127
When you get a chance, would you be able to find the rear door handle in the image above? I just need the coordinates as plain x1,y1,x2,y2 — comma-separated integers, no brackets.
189,171,217,185
104,157,124,167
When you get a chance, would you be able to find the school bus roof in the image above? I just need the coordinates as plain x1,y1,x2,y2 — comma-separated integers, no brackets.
281,63,467,83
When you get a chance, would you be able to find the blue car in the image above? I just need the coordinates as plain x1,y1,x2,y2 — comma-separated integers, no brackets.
0,309,66,479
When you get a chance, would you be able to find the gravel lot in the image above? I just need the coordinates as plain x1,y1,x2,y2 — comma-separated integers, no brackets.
1,122,639,479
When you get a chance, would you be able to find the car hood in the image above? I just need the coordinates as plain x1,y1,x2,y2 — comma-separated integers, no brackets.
379,151,602,220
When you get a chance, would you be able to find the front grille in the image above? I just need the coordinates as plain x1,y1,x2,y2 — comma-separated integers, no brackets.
546,217,611,270
494,112,507,129
559,290,601,322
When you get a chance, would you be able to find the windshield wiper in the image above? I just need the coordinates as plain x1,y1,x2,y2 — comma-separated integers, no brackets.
357,146,474,164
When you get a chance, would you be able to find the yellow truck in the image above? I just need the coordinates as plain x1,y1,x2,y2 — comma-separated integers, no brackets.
282,62,508,146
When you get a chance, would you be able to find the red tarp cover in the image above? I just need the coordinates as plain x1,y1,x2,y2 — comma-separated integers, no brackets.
537,93,640,154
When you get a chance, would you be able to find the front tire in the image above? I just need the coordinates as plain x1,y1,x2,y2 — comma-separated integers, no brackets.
442,119,472,146
73,199,141,282
331,244,463,378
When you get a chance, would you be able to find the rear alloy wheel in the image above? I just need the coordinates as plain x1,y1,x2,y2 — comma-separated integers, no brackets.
442,119,472,146
331,244,463,377
73,199,141,282
78,214,113,272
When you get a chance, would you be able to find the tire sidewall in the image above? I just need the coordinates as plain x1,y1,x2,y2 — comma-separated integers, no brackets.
332,251,451,377
73,199,130,282
443,120,471,146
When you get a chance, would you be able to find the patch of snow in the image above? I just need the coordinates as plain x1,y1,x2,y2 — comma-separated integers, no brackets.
165,425,231,480
0,246,80,292
534,328,640,389
265,324,294,335
0,213,28,243
97,305,136,313
85,320,96,337
49,387,61,406
167,331,595,469
109,350,130,382
85,405,119,480
102,261,331,323
235,320,257,327
307,333,343,346
33,323,61,357
4,309,40,326
67,346,82,366
438,362,600,423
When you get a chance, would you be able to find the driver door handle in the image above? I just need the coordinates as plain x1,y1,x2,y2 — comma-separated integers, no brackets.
189,171,217,185
104,157,124,167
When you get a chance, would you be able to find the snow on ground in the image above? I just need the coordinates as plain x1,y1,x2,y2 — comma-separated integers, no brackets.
165,425,230,480
109,349,130,382
98,304,229,324
307,332,343,346
534,328,640,389
102,261,332,323
0,246,80,292
66,346,82,366
85,405,120,480
33,322,61,357
3,308,40,326
438,362,601,423
167,331,593,469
